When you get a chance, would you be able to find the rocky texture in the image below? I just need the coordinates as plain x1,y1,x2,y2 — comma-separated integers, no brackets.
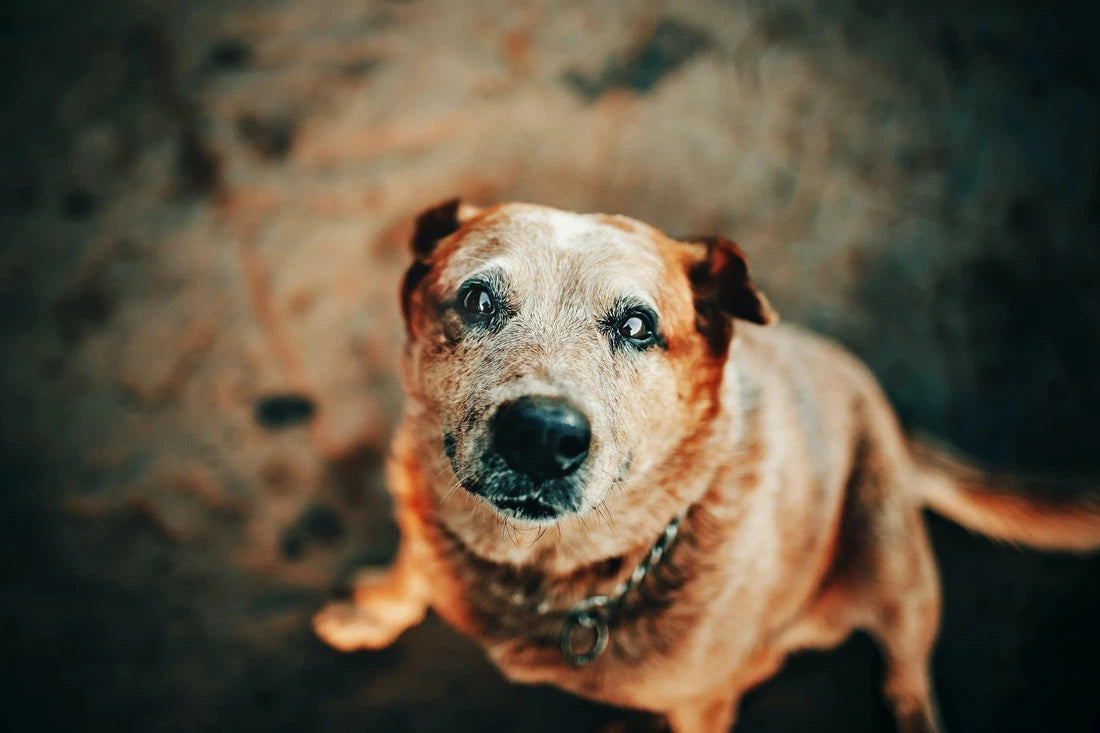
1,0,1098,731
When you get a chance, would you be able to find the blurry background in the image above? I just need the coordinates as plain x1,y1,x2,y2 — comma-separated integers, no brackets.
2,0,1098,731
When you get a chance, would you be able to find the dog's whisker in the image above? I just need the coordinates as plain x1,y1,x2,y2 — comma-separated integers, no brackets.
597,501,615,534
525,526,548,549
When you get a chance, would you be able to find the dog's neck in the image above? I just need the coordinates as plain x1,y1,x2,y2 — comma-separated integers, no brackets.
393,400,746,661
426,497,706,662
554,508,688,665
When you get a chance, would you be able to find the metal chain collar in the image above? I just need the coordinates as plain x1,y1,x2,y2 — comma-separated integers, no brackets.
557,509,687,666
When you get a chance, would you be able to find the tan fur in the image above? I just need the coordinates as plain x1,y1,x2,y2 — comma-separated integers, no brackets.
314,201,1100,733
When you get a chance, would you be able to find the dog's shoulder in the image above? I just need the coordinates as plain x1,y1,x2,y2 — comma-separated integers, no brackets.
735,321,882,398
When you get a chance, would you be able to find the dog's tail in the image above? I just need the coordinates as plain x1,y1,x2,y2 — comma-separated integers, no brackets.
910,435,1100,552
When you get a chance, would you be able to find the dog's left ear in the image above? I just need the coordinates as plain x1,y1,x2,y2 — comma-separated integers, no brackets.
682,235,776,354
401,197,482,325
683,236,777,326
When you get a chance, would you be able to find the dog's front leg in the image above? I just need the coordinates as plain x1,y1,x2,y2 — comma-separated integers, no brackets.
313,513,432,652
664,691,740,733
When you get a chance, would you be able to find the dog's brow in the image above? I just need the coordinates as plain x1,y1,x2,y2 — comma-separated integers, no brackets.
454,253,498,266
460,266,508,295
609,294,659,317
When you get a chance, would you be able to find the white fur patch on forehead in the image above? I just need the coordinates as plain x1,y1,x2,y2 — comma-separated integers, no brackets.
438,204,666,299
542,209,614,251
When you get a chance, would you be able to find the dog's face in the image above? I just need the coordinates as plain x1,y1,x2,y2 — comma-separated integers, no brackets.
400,200,774,526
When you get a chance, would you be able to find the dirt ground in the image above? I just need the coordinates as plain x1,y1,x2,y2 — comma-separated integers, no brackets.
1,0,1098,731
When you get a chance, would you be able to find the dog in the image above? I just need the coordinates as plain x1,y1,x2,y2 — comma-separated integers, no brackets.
313,199,1100,732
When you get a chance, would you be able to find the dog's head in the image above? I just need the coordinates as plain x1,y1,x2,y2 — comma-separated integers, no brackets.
399,199,775,526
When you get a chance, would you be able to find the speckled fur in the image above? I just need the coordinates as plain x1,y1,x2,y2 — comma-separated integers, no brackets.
315,201,1100,733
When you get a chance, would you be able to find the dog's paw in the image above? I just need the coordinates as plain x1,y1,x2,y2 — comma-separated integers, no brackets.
313,572,428,652
312,599,418,651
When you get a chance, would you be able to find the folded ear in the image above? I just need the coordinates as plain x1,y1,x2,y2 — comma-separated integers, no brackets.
685,236,777,326
682,235,776,354
401,197,481,324
409,197,484,259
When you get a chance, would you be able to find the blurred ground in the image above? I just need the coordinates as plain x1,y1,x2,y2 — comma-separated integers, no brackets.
1,0,1098,731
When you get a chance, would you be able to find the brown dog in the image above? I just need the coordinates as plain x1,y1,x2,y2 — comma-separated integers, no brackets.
313,199,1100,732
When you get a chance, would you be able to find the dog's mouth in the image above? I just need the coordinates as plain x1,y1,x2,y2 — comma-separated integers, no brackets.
487,496,563,521
447,437,585,523
458,470,582,524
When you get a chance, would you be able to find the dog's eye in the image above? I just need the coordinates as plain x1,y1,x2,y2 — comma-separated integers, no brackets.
462,285,495,316
618,313,652,341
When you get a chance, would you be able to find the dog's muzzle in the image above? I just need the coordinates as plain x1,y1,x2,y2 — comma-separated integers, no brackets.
491,396,591,480
455,396,591,521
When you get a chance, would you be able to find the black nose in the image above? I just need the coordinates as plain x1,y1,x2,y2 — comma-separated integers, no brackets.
492,396,591,480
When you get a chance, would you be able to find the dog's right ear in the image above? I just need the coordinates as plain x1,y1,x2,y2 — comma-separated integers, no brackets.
401,198,481,324
410,197,462,260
